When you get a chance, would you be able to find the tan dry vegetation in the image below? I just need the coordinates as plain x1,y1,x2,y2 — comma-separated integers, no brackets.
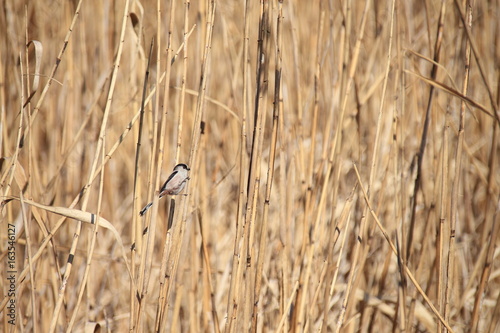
1,0,499,332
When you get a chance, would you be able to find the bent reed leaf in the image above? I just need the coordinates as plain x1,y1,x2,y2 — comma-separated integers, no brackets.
10,197,135,287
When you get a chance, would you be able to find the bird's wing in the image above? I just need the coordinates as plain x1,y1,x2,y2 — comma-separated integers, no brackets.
160,170,179,191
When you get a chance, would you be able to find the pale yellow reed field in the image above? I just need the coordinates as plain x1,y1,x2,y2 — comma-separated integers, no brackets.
1,0,499,332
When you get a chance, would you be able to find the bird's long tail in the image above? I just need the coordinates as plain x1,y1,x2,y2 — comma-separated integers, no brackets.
139,202,153,216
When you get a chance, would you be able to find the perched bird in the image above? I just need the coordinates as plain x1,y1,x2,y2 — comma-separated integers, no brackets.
139,163,190,216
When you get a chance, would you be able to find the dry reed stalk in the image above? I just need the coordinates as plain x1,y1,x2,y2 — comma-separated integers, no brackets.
19,43,39,333
19,0,83,138
5,5,163,332
135,0,177,329
407,0,446,265
294,3,325,331
445,2,472,332
319,185,356,332
345,0,395,330
243,0,270,328
353,164,455,332
0,83,161,315
47,1,131,331
2,1,159,324
437,118,449,333
393,6,408,330
130,37,154,332
333,1,371,331
174,0,190,164
251,1,283,331
226,1,271,331
452,0,500,124
198,212,221,333
224,0,250,330
453,1,500,332
65,134,105,332
157,2,216,332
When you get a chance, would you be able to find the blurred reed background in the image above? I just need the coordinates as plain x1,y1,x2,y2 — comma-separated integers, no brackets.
1,0,499,332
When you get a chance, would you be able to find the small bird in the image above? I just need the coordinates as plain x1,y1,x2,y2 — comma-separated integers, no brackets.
139,163,190,216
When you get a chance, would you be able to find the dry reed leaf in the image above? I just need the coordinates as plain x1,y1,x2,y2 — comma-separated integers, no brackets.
405,69,496,121
12,159,28,193
405,48,449,75
23,40,43,107
16,198,130,266
173,86,240,122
